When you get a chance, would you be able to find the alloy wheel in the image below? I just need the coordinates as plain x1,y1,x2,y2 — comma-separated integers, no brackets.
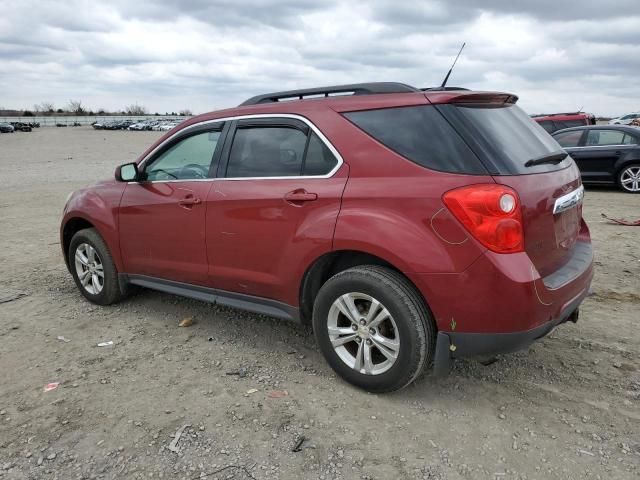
327,292,400,375
620,166,640,192
74,243,104,295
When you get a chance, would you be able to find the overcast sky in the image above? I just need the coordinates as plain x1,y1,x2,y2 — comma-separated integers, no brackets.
1,0,639,116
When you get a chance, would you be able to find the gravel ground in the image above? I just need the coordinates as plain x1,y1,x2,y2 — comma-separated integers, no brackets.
0,127,638,480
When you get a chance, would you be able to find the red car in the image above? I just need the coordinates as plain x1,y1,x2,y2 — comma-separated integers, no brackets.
61,83,593,392
532,112,596,134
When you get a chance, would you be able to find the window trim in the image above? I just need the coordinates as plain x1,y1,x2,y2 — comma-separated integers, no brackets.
135,114,343,183
140,122,226,182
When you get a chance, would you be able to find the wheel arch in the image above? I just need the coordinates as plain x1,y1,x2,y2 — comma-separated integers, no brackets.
298,249,433,327
61,217,97,270
614,159,640,190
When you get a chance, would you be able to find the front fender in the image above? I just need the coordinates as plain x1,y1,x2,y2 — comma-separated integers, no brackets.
61,181,126,271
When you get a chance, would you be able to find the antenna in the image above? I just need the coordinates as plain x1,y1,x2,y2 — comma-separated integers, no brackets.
440,42,466,89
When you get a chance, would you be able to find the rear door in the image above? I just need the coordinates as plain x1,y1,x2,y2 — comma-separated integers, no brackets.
570,129,629,183
205,117,347,303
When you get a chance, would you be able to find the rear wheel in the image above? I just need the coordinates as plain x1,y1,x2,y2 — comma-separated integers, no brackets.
618,164,640,193
69,228,123,305
312,266,435,392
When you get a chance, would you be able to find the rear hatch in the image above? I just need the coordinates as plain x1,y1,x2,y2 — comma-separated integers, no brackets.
434,95,583,277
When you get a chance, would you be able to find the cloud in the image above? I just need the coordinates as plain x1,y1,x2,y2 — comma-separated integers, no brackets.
0,0,638,116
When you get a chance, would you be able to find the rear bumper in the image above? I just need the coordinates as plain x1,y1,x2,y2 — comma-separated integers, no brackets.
432,286,587,376
406,228,594,376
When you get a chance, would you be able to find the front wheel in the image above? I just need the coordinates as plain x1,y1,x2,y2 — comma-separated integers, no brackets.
312,266,435,392
618,164,640,193
69,228,123,305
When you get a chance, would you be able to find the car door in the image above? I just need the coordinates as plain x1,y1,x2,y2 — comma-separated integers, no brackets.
205,117,347,305
119,123,226,285
570,129,627,183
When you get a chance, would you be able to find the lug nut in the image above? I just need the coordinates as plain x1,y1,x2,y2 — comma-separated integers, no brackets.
355,337,362,343
366,339,372,345
351,325,357,331
369,328,375,335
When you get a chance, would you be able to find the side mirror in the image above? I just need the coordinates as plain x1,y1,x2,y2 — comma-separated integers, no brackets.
115,162,139,182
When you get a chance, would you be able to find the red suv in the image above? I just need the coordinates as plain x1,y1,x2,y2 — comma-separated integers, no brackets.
532,112,596,134
61,83,593,392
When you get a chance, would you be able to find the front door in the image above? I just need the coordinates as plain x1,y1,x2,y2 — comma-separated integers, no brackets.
205,118,347,304
119,125,224,285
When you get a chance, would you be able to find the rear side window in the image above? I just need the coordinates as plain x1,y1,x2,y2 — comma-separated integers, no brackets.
538,120,555,133
554,130,583,148
343,105,486,174
304,132,338,175
586,129,625,146
441,104,568,174
557,119,587,129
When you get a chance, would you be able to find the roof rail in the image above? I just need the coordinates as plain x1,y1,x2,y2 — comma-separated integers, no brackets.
421,86,470,91
239,82,420,106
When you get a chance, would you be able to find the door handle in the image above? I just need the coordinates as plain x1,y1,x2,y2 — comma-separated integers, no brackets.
178,195,202,207
284,189,318,204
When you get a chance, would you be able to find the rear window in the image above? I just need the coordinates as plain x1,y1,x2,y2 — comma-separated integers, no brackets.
440,104,568,174
343,105,486,174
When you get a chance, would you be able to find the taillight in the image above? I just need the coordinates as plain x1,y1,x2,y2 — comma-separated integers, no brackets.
442,184,524,253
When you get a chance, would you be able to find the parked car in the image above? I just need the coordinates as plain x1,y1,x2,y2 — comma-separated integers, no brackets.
9,121,32,132
61,82,593,392
608,112,640,125
532,112,596,133
0,122,14,133
552,125,640,193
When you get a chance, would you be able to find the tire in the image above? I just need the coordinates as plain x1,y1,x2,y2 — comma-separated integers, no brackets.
617,164,640,193
312,265,435,392
69,228,123,305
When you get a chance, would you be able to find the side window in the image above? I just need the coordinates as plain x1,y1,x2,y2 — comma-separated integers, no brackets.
554,130,583,148
563,119,587,128
146,131,220,181
226,127,307,177
303,132,338,175
538,121,555,133
343,105,486,174
586,130,625,146
623,134,638,145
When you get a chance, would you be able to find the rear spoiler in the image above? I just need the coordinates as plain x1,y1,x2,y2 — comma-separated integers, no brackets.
425,91,518,106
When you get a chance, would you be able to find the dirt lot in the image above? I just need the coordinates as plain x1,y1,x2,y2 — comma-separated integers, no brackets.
0,127,638,480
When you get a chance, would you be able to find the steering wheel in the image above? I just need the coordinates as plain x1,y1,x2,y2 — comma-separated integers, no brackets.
180,163,209,179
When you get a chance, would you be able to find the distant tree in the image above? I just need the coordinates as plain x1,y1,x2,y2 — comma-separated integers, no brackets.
67,100,86,114
179,109,193,116
97,108,106,115
38,101,55,113
125,103,148,115
171,111,177,116
22,110,34,117
56,108,64,113
33,104,41,113
88,111,95,115
154,112,160,116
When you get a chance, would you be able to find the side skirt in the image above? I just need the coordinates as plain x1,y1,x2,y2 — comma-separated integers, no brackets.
119,274,300,322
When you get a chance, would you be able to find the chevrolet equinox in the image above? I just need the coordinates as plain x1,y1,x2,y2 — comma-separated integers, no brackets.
61,82,594,392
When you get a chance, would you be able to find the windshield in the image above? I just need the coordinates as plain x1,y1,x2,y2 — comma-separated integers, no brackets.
438,104,570,175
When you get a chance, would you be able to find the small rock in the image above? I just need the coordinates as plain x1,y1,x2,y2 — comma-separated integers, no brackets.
46,453,56,460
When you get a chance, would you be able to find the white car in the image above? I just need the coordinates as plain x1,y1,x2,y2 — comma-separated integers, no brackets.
609,112,640,125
